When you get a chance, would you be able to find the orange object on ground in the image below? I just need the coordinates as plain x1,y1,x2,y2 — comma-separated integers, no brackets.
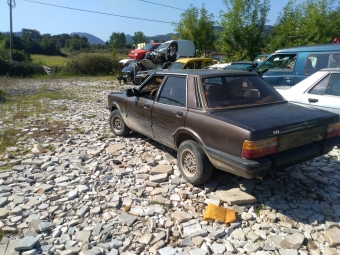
203,204,237,223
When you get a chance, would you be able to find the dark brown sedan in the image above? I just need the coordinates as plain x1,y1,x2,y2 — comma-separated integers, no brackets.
107,70,340,185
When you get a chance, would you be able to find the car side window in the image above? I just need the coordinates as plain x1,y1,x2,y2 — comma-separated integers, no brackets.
326,73,340,96
158,76,187,107
305,54,331,75
139,76,164,100
308,74,330,95
184,62,194,69
195,61,203,69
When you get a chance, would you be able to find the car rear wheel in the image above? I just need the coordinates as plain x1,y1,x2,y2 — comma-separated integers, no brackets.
177,140,213,185
109,110,130,136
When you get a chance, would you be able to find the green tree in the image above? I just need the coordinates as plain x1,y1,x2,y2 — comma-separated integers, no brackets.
267,0,340,52
65,35,89,51
174,4,217,56
219,0,270,61
109,32,126,48
132,31,147,44
21,28,42,54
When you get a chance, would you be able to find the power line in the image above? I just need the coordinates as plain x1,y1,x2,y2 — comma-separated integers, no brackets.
23,0,175,24
139,0,186,11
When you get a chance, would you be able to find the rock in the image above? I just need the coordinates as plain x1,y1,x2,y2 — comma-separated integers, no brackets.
14,236,39,251
38,222,55,232
172,211,193,223
105,143,126,153
210,242,226,254
216,188,257,205
149,173,168,183
324,227,340,246
117,213,137,226
150,165,173,175
75,231,91,243
279,233,305,249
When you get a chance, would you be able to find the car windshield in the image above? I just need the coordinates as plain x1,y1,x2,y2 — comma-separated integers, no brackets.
257,54,296,72
168,62,185,70
141,44,155,50
128,61,137,67
156,42,170,51
203,75,285,109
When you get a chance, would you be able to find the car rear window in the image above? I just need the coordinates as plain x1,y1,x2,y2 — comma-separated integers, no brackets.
203,75,285,108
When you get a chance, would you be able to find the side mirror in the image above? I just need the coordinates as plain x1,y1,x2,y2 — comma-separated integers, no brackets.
126,88,139,97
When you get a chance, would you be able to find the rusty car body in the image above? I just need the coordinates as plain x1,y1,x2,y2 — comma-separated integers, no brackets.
107,70,340,185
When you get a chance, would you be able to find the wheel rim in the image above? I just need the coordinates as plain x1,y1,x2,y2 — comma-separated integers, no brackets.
181,149,197,178
111,115,123,133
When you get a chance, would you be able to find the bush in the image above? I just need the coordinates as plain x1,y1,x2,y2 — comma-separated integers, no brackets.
0,89,6,103
0,58,45,77
63,53,121,76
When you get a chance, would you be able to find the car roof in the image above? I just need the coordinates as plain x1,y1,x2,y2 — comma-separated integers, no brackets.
175,57,213,63
320,68,340,72
275,43,340,53
154,69,259,77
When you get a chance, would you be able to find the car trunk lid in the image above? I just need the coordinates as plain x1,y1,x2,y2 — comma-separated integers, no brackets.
210,102,338,152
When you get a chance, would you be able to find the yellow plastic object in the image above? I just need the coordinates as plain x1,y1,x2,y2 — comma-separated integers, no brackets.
203,204,237,223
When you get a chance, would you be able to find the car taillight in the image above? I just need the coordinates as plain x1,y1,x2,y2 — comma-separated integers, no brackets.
324,122,340,139
242,137,278,159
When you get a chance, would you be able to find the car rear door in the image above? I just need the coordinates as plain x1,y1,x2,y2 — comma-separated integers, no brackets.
300,72,340,115
152,75,188,148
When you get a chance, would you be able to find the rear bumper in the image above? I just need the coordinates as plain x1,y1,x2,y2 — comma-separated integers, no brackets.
203,136,340,179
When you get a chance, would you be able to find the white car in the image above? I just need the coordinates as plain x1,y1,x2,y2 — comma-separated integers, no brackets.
276,68,340,115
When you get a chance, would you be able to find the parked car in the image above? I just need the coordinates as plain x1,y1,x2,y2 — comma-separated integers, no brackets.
255,44,340,87
207,61,257,71
167,57,213,70
276,68,340,115
119,59,138,83
146,40,196,64
106,69,340,185
128,43,161,60
134,58,213,84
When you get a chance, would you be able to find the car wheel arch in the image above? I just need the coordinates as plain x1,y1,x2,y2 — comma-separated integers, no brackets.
109,103,120,113
175,130,204,149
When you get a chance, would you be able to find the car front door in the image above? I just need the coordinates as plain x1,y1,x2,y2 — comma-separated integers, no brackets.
258,54,297,87
300,72,340,115
126,75,164,137
152,75,188,148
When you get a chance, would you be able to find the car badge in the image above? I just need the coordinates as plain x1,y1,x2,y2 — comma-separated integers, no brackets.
273,130,280,135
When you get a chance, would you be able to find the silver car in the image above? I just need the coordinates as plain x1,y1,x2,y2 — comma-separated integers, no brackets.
276,68,340,115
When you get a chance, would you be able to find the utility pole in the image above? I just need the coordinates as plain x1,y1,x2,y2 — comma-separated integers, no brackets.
8,0,16,61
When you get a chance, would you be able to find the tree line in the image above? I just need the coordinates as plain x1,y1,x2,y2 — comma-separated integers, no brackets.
1,0,339,64
174,0,340,61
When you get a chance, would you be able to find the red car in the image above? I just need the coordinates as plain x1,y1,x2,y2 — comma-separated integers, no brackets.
128,43,161,60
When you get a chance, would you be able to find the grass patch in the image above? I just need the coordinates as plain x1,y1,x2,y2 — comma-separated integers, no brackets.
0,228,4,241
31,54,70,66
255,205,263,217
0,129,19,155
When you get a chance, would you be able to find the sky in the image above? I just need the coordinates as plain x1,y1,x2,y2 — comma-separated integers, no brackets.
0,0,304,42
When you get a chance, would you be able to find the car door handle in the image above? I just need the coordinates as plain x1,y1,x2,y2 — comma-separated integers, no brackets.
308,98,318,103
176,111,183,116
144,104,150,109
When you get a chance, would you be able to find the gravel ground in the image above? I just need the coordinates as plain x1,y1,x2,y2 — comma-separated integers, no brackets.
0,77,339,255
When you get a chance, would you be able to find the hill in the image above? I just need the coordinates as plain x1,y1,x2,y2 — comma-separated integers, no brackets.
70,32,105,45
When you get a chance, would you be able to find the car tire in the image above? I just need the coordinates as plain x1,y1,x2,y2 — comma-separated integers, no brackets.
177,140,213,185
109,110,130,136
